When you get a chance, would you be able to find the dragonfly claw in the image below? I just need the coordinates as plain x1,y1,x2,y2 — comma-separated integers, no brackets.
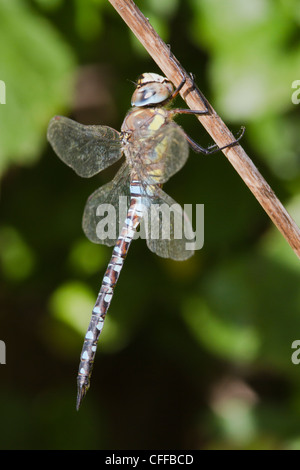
76,378,90,411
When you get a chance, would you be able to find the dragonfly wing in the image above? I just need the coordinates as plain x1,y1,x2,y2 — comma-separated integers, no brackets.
82,163,131,246
47,116,122,178
137,122,189,184
143,187,195,260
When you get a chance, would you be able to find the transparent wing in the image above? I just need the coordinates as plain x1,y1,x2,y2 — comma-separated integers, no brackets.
82,163,130,246
141,187,195,260
47,116,122,178
134,122,189,184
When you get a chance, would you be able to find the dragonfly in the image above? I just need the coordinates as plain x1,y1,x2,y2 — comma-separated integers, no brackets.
47,72,244,409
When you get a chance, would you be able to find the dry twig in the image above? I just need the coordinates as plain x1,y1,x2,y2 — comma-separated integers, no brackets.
108,0,300,258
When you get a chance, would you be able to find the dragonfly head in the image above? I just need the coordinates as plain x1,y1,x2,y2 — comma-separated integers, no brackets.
131,73,173,107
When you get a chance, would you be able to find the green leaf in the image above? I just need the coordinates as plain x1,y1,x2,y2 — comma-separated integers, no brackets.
182,297,261,362
0,0,76,175
0,226,35,281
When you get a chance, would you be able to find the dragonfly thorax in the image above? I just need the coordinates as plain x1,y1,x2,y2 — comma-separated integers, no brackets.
121,107,173,177
121,107,170,142
131,73,173,107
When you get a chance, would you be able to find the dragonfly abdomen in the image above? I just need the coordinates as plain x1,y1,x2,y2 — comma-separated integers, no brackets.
76,185,144,409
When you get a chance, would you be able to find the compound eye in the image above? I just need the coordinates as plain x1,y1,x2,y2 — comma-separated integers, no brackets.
131,82,172,107
142,89,156,101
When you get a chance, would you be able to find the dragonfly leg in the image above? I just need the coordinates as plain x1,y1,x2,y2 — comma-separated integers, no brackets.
166,46,198,101
165,68,198,103
185,126,245,155
165,74,186,103
165,48,186,101
169,108,209,117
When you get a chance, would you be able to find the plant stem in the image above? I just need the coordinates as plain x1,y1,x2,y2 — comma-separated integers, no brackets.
108,0,300,258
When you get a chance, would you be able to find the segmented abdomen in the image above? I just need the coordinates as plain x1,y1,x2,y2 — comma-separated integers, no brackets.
76,182,144,409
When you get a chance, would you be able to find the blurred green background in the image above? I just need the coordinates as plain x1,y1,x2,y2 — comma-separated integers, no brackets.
1,0,300,450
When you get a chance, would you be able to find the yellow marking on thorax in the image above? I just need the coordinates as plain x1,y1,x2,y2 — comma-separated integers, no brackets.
149,168,163,178
148,113,165,131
